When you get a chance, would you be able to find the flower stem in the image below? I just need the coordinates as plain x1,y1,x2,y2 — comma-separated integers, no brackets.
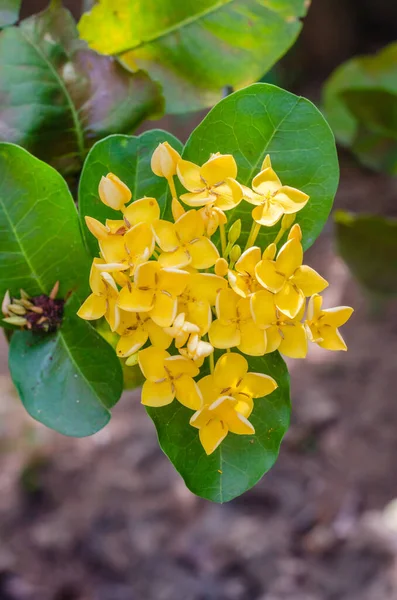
219,222,227,256
168,176,178,200
245,221,261,250
209,351,214,374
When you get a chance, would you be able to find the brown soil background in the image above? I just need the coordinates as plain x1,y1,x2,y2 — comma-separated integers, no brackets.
1,1,397,599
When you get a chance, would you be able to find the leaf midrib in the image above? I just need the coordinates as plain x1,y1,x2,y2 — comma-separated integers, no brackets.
18,28,85,161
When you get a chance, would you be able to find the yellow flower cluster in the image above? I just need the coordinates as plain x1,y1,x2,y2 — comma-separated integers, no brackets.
78,143,353,455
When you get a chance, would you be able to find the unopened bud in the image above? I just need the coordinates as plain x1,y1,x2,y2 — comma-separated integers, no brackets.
3,316,28,327
172,197,185,221
125,352,139,367
2,290,10,316
288,223,302,241
230,244,242,264
151,142,181,179
8,303,27,316
228,219,241,245
215,258,228,277
281,214,296,231
263,243,277,261
98,173,131,211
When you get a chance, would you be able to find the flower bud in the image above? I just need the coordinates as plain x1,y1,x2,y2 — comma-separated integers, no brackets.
229,244,242,264
125,352,139,367
263,243,277,261
3,316,28,327
288,223,302,241
2,290,10,316
215,258,228,277
98,173,131,211
281,213,296,231
228,219,241,245
151,142,181,179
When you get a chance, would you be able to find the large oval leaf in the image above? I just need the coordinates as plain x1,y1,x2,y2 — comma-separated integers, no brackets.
183,83,339,250
78,0,309,113
0,0,20,27
79,130,183,257
335,210,397,296
0,2,163,175
147,351,290,503
0,143,123,435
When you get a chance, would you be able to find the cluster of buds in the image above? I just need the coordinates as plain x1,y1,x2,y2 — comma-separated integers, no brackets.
77,142,353,455
2,282,63,333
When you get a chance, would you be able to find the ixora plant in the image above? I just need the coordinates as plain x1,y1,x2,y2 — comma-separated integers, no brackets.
0,84,352,502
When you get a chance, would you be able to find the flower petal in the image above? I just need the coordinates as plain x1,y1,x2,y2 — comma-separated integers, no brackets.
164,355,199,378
216,288,239,321
252,167,281,195
291,265,328,296
255,259,285,293
209,320,240,349
240,372,278,398
321,306,354,328
124,222,155,256
175,209,204,243
150,291,177,327
307,293,323,321
85,216,109,240
180,191,214,207
236,246,261,278
197,375,217,405
77,294,107,320
213,353,248,389
241,184,263,206
123,197,160,226
158,247,192,269
141,380,174,407
234,394,254,418
177,159,203,191
213,179,243,210
265,325,282,353
152,220,179,252
186,300,212,334
99,235,127,264
201,153,237,184
188,237,219,269
276,238,303,278
158,268,190,296
116,330,148,357
134,260,158,288
199,419,228,455
146,319,172,349
238,320,267,356
279,323,308,358
250,290,277,327
275,186,309,213
275,282,305,319
318,326,347,351
118,286,154,312
89,258,107,294
189,273,228,305
252,202,284,226
174,375,203,410
138,346,169,381
224,410,255,435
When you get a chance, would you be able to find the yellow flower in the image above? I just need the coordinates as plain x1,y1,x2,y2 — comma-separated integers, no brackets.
250,290,308,358
122,197,160,227
178,273,228,335
117,260,189,328
99,173,131,211
305,294,353,351
115,310,172,358
151,142,181,179
198,204,228,236
242,155,309,226
77,259,120,331
179,333,214,367
209,289,267,356
228,246,262,298
190,353,277,455
255,226,328,319
153,210,219,269
138,346,202,409
163,313,200,348
177,153,242,210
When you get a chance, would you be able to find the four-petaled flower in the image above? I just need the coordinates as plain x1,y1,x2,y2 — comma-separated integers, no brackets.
242,155,309,226
228,246,262,298
250,289,308,358
178,273,227,334
138,346,202,409
117,261,189,327
190,353,277,454
209,289,267,355
305,294,353,351
177,153,242,210
115,310,171,357
255,225,328,319
77,259,120,331
153,210,219,269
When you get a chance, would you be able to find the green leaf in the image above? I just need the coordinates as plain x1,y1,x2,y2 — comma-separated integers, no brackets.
183,83,339,250
323,42,397,171
0,0,21,27
335,210,397,296
147,351,290,503
78,0,309,113
78,130,183,257
0,3,163,176
0,142,123,435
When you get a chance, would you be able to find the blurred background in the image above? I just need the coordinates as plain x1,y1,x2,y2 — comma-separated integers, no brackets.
1,0,397,599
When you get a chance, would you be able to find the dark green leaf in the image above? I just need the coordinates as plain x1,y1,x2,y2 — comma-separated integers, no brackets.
0,142,123,435
147,351,290,503
0,3,163,175
78,130,183,257
335,210,397,296
183,83,339,250
0,0,21,27
78,0,308,113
